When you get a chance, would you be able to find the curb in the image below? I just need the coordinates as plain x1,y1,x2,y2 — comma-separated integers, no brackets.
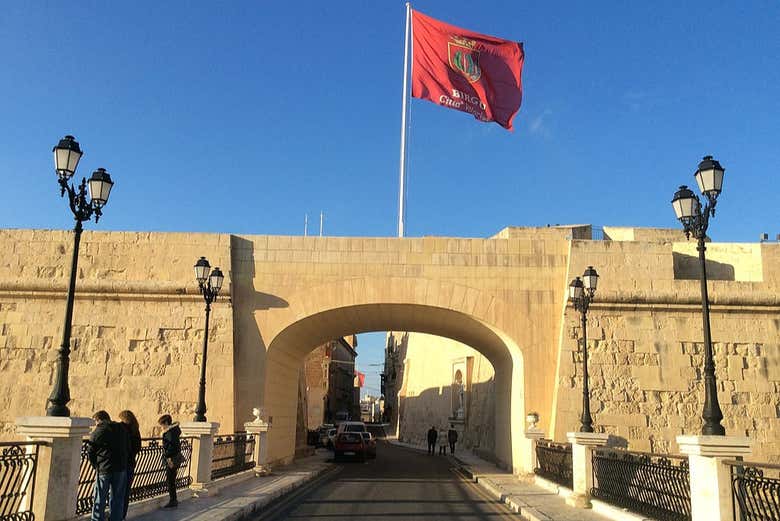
231,464,335,521
453,459,553,521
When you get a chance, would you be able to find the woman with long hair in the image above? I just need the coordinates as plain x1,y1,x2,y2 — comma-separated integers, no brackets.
118,410,141,520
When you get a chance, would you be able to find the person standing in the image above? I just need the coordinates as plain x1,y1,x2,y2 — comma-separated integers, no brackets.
88,410,129,521
447,424,459,454
438,428,447,455
426,426,438,455
118,410,141,520
159,414,182,509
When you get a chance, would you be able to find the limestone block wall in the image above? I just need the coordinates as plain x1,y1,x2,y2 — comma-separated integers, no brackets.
397,332,495,452
232,229,575,468
0,229,235,439
552,239,780,462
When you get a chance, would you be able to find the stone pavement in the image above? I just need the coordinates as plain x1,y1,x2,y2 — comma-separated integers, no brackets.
387,437,647,521
126,450,332,521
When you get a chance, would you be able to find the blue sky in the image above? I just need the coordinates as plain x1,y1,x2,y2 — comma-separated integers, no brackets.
2,2,779,394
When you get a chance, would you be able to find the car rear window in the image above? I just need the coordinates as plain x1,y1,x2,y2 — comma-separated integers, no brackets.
339,433,363,443
345,424,366,432
360,432,371,440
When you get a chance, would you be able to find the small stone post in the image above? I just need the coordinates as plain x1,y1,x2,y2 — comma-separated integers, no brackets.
15,416,94,521
521,412,544,479
566,431,609,508
244,414,271,476
677,435,752,521
180,421,220,496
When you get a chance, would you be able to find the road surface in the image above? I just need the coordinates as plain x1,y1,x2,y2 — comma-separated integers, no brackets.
250,426,515,520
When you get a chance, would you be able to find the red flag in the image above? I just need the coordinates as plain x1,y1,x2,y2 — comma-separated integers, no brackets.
411,9,524,130
354,371,365,388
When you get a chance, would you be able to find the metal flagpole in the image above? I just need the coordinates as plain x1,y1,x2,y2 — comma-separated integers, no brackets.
397,2,412,237
304,214,308,236
319,211,324,236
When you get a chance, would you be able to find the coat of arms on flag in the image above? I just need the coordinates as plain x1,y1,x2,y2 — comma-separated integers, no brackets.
447,36,481,83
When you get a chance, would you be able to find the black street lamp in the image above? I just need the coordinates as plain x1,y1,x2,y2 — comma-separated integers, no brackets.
193,257,224,423
569,266,599,433
671,155,726,436
47,136,115,416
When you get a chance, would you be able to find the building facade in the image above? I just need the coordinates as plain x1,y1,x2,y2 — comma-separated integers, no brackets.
302,336,358,428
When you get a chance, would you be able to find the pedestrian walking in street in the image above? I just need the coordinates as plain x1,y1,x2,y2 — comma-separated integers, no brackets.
88,410,129,521
118,410,141,520
426,425,438,455
438,428,447,455
447,424,459,454
158,414,183,509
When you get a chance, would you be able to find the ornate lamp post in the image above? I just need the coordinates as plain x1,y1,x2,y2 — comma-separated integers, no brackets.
569,266,599,433
193,257,224,422
47,136,115,416
671,155,726,436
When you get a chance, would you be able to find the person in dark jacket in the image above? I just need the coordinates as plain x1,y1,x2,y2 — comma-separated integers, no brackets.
118,410,141,520
158,414,182,509
426,426,438,455
88,410,129,521
447,424,459,454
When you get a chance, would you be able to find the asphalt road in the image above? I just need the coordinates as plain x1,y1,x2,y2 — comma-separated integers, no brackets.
250,426,515,521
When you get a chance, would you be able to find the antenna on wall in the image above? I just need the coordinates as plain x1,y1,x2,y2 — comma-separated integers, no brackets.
304,214,309,236
319,211,324,236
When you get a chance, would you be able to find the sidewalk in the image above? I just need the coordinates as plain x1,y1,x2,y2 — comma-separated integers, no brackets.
387,437,643,521
127,450,332,521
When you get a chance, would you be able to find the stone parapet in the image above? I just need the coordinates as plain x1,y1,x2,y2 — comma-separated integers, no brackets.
180,421,220,496
677,435,753,521
565,432,609,508
16,416,94,521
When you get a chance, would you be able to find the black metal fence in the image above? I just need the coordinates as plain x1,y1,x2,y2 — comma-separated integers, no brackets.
211,434,255,480
592,448,691,521
534,439,573,489
726,460,780,521
0,442,42,521
76,437,193,516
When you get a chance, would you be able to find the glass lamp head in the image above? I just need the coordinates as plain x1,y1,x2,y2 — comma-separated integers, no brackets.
53,135,83,181
694,155,724,199
87,168,113,209
582,266,599,292
672,185,699,223
569,277,584,301
194,257,210,285
209,267,225,293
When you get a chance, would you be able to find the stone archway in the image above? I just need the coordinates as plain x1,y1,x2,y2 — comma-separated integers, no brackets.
256,278,527,472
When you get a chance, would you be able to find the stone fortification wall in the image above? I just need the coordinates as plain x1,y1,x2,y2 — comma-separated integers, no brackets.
397,333,495,452
2,225,776,467
553,239,780,462
0,229,235,439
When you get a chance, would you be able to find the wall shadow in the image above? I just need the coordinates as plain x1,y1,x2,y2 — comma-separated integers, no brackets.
229,235,289,430
672,252,735,281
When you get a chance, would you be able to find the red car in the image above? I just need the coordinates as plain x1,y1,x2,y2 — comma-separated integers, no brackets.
334,432,366,462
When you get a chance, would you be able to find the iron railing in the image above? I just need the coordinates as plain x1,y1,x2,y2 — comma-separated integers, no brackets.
211,434,255,480
592,448,691,521
76,437,193,516
0,442,42,521
726,460,780,521
534,439,573,489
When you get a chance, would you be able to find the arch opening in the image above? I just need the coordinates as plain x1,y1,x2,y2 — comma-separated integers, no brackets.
261,303,526,472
